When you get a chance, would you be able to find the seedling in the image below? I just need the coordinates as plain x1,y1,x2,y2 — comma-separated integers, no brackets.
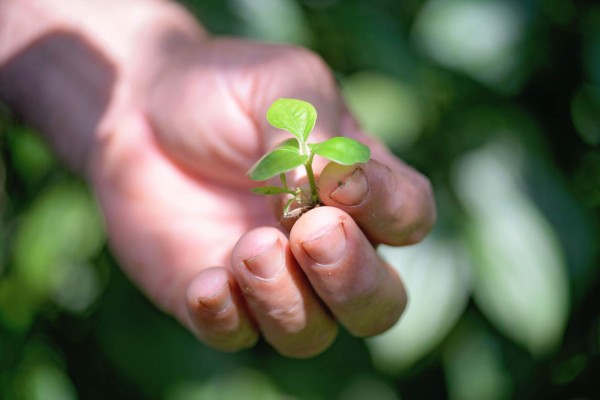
247,98,370,218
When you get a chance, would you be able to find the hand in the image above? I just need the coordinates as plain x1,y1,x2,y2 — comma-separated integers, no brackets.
0,1,435,358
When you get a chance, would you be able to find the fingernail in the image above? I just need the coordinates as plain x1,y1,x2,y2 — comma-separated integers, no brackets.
243,240,285,280
197,281,232,314
330,168,369,206
301,223,347,266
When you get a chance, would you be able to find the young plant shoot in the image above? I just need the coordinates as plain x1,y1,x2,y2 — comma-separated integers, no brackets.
247,98,370,218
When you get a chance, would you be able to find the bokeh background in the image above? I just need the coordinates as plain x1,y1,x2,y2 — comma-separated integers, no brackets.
1,0,599,398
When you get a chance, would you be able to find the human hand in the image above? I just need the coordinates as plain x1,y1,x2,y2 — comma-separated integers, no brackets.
100,38,436,357
0,1,435,358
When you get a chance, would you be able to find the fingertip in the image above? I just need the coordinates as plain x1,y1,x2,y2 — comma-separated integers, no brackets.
232,227,284,267
319,163,370,208
318,159,436,246
290,206,408,338
186,267,259,352
290,206,353,245
186,267,233,314
231,226,339,357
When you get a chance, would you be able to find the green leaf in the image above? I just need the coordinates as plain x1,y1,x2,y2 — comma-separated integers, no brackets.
276,137,300,152
266,98,317,142
251,186,293,195
310,137,370,165
247,147,308,181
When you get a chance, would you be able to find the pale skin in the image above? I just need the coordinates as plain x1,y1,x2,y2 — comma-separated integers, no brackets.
0,0,436,357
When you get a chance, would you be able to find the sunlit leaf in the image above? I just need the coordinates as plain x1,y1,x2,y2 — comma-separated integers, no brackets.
266,98,317,142
452,140,570,355
247,146,307,181
27,364,78,400
309,137,370,165
412,0,525,91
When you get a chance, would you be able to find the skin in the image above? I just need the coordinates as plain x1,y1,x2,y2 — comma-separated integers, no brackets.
0,0,436,357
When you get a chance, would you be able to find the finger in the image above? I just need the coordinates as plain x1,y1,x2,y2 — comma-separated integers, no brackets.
93,112,268,352
318,155,436,246
231,227,338,358
289,206,407,337
186,267,259,352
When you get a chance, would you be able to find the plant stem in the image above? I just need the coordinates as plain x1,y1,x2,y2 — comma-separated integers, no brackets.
304,152,319,205
301,141,309,157
280,173,289,190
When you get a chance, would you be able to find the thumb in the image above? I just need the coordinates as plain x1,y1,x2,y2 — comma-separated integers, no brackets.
267,107,372,228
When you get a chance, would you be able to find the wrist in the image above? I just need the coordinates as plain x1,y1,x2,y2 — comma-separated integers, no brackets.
0,0,208,174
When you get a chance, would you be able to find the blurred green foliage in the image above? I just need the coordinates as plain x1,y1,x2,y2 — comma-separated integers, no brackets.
1,0,600,398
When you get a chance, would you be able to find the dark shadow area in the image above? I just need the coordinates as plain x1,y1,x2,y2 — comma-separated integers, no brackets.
0,30,116,169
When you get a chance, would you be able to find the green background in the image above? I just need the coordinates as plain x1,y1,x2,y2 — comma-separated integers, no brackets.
1,0,599,398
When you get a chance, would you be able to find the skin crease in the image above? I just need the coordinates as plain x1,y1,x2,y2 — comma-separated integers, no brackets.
0,0,436,358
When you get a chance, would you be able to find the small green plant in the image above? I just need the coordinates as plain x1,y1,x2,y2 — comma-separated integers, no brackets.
247,98,370,218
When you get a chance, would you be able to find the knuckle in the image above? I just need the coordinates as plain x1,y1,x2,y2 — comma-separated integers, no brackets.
381,169,436,246
267,297,307,334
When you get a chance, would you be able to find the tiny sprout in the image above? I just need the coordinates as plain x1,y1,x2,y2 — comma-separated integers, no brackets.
247,98,370,218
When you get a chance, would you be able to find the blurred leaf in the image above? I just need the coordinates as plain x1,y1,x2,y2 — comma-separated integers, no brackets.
52,261,101,314
582,6,600,85
523,147,598,302
443,318,512,400
368,233,472,372
412,0,526,91
229,0,311,45
24,363,78,400
310,137,370,165
0,275,38,332
342,71,425,150
339,377,400,400
7,339,77,400
6,126,55,186
12,182,104,300
452,139,570,355
552,354,588,386
571,84,600,146
572,150,600,209
165,369,285,400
